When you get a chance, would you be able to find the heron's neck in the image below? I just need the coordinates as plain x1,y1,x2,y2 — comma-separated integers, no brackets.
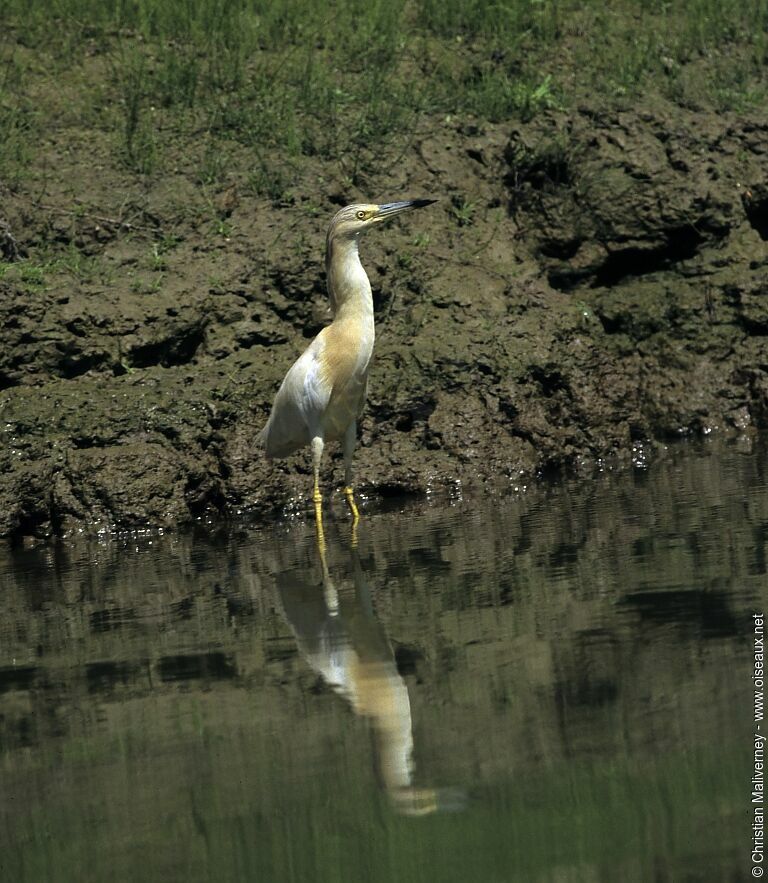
326,236,374,325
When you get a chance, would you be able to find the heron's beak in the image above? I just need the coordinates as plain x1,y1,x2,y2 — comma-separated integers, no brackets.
375,199,437,223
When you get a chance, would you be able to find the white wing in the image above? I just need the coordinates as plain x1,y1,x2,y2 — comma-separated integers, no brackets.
260,335,331,458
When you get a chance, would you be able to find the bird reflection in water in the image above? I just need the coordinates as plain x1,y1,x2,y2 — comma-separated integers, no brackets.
275,524,461,817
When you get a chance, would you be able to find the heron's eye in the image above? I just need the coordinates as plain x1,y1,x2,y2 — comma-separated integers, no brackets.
356,210,366,220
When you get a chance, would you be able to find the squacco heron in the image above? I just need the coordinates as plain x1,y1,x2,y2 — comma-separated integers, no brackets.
259,200,435,530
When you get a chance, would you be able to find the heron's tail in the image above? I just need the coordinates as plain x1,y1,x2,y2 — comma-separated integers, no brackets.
257,421,270,455
257,406,304,459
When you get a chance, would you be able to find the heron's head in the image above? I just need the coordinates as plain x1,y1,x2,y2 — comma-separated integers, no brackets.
328,199,436,241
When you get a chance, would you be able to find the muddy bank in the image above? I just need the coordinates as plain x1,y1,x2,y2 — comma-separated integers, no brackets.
1,96,767,539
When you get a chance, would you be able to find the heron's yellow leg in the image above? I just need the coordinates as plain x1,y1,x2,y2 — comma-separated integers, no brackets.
311,435,325,544
343,422,361,525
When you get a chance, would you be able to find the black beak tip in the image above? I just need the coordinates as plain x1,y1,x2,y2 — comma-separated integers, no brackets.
412,198,438,209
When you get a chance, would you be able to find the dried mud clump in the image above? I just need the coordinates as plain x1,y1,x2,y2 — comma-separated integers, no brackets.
1,95,767,539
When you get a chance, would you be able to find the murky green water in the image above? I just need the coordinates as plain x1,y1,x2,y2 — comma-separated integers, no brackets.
0,440,765,882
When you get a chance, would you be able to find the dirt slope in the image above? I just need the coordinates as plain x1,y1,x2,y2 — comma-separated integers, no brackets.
1,95,767,539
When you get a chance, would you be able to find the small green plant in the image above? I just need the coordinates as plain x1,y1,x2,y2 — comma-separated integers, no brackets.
212,217,232,238
154,234,182,255
112,47,159,174
468,71,557,122
154,47,200,109
58,246,100,282
246,158,292,202
149,243,167,272
3,259,47,289
146,275,164,294
397,251,414,271
450,196,476,227
507,134,575,194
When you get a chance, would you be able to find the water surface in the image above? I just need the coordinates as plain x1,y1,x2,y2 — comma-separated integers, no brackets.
0,440,765,882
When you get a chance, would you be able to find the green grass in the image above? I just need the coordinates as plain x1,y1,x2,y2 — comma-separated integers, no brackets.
0,52,37,183
1,0,767,188
0,243,108,292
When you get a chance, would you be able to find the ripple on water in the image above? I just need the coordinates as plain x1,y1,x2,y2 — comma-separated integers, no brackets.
0,438,763,882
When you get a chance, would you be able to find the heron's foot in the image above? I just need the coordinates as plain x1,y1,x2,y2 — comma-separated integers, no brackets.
344,486,360,523
390,787,441,817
